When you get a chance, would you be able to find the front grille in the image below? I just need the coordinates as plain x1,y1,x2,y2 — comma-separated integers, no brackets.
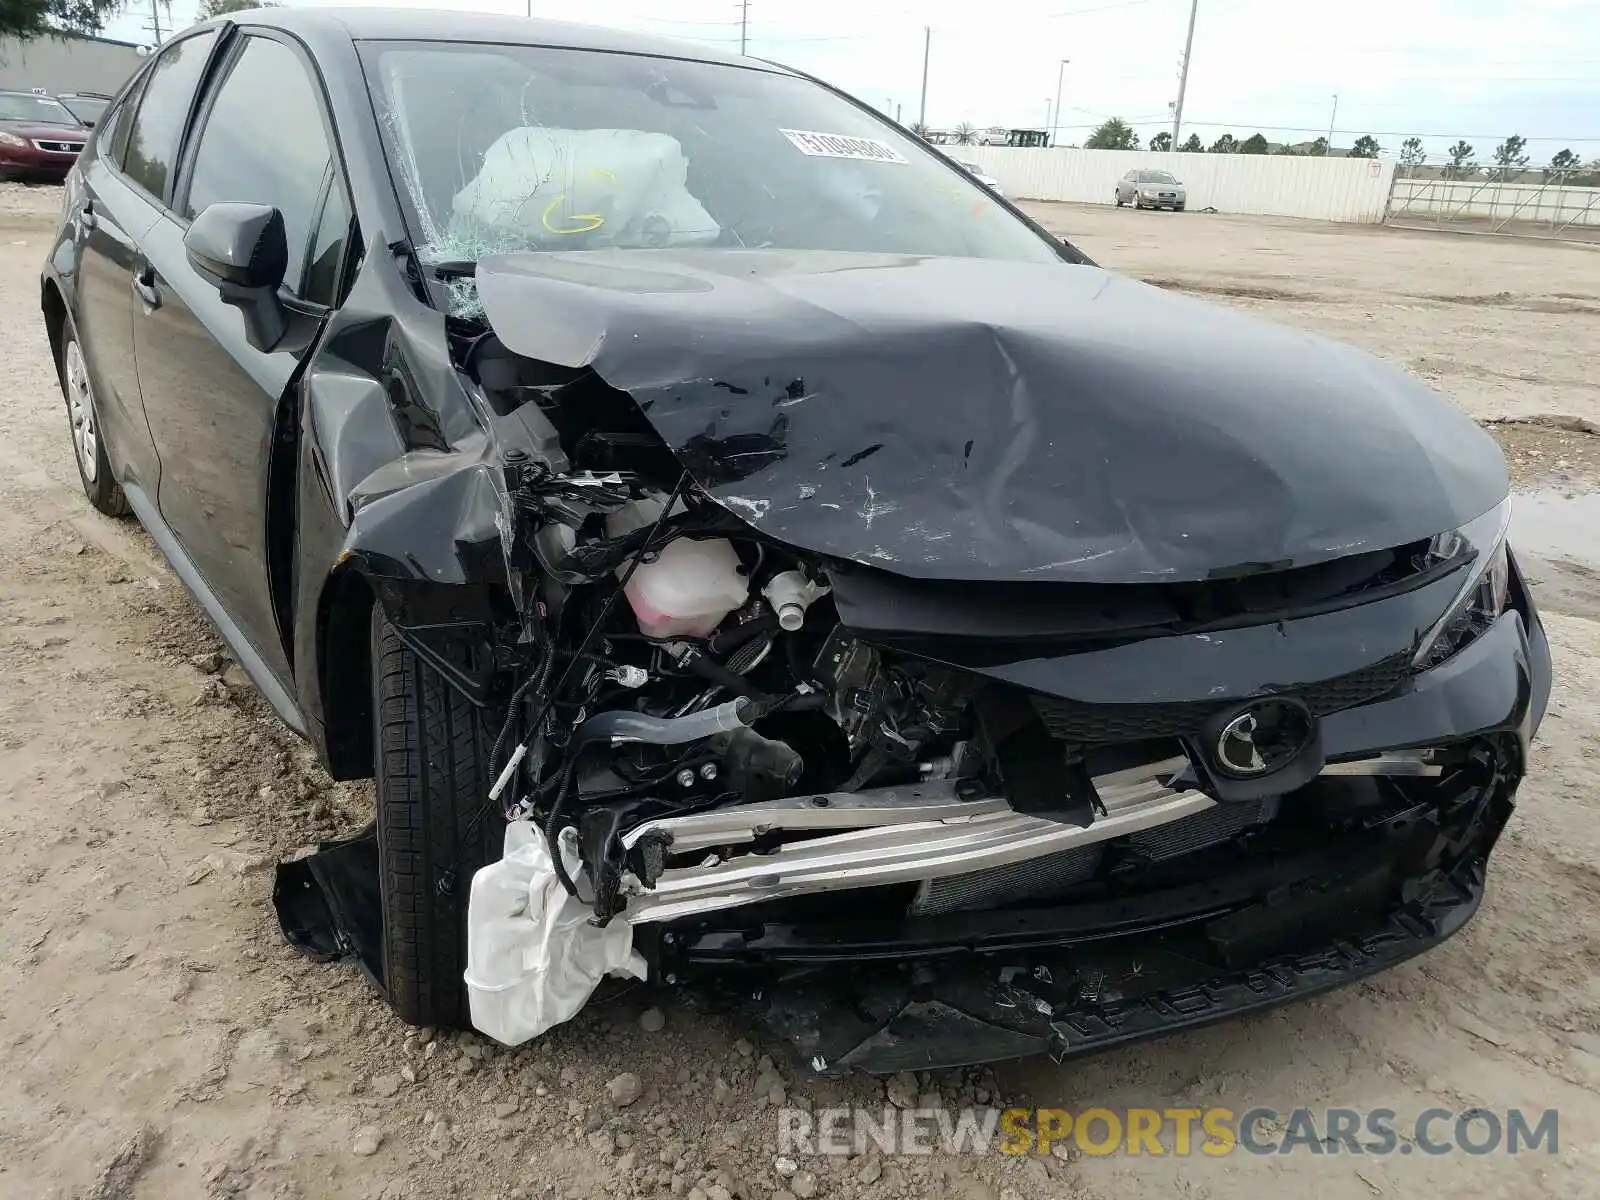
1122,796,1278,862
34,140,84,154
909,845,1102,916
1032,652,1409,744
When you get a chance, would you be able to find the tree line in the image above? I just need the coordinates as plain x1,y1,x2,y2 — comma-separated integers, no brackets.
1077,118,1600,184
2,0,275,35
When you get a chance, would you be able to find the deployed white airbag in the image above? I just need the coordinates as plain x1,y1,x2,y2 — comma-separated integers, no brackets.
451,126,719,248
464,820,645,1046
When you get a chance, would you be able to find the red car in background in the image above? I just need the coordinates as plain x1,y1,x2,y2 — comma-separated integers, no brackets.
0,90,90,183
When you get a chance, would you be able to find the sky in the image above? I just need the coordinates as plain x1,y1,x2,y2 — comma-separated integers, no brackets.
101,0,1600,163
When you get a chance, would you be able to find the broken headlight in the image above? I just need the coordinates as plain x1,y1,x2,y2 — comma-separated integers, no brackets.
1413,498,1511,671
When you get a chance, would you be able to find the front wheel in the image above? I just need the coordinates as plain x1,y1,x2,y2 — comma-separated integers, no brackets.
371,606,502,1027
58,328,128,517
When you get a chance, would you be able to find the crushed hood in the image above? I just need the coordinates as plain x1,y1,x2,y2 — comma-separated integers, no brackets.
475,249,1507,584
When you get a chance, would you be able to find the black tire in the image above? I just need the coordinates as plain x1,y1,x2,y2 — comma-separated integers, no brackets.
1114,195,1124,207
371,606,502,1027
58,326,129,517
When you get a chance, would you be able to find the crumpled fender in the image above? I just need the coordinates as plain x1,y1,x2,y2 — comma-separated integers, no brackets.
291,247,562,750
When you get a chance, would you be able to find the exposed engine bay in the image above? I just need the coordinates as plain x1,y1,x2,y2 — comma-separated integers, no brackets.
482,358,1009,928
419,320,1540,1056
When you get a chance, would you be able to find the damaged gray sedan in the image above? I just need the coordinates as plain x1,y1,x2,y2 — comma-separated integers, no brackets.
44,7,1551,1071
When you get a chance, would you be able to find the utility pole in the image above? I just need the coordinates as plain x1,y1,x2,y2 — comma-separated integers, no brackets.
918,27,930,129
739,0,750,55
148,0,162,45
1326,94,1338,153
1170,0,1198,148
1051,59,1068,150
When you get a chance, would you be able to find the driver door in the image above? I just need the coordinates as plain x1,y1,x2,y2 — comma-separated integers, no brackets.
132,29,353,685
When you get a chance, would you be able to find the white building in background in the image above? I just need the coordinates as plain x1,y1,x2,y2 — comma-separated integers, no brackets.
0,31,145,97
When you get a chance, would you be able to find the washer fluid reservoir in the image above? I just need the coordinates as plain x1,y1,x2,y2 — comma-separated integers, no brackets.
607,499,750,639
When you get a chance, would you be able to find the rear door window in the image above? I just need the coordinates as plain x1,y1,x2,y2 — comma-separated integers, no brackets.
181,34,339,299
91,90,130,168
121,31,218,203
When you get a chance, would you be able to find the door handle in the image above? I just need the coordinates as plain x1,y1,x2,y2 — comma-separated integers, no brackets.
131,266,160,310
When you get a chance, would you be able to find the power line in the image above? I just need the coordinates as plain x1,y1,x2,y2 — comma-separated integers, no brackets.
1046,0,1159,16
626,14,744,27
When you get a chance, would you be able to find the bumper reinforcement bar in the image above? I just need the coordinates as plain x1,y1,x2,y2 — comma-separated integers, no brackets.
621,750,1445,923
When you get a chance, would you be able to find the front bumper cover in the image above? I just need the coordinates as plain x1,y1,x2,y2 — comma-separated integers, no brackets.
719,854,1492,1073
276,565,1548,1072
653,597,1545,1072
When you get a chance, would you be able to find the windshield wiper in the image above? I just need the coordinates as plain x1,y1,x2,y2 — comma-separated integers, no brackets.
427,260,478,280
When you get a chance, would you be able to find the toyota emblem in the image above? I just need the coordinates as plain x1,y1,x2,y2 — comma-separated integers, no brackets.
1213,699,1313,779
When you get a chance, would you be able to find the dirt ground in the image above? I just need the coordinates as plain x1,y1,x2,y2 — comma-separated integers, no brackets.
1021,201,1600,430
4,182,1600,1200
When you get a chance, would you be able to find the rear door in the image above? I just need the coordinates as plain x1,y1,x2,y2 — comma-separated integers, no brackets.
70,32,220,497
132,29,351,684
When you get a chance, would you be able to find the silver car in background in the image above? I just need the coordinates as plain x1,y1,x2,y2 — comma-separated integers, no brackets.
1115,168,1186,210
957,158,1004,196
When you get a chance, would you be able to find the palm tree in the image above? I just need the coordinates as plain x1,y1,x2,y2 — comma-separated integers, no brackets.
954,123,977,145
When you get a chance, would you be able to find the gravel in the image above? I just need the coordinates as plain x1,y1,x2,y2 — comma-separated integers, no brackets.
606,1071,644,1107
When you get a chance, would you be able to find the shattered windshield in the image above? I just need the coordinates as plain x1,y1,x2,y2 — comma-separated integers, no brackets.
359,42,1059,269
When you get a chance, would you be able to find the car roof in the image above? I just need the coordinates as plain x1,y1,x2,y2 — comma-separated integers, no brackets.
205,5,782,73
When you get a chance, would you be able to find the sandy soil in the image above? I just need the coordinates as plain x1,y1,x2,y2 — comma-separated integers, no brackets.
4,182,1600,1200
1022,201,1600,429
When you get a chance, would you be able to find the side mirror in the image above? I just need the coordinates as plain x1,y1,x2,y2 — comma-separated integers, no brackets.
185,202,288,351
185,202,287,289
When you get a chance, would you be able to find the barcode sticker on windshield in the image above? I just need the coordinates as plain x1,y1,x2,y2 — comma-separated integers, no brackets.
779,129,909,164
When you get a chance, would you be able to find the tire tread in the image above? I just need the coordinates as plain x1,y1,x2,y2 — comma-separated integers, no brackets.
371,608,499,1027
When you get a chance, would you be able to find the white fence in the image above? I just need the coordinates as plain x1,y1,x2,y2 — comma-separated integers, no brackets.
963,147,1397,223
1387,176,1600,231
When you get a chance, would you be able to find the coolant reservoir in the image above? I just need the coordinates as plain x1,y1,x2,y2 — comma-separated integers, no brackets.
607,499,749,638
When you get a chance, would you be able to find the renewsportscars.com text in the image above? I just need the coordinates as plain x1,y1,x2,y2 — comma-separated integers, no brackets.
776,1106,1559,1158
